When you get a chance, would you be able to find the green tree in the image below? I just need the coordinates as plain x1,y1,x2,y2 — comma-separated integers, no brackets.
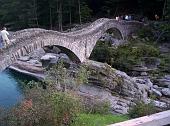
164,0,170,20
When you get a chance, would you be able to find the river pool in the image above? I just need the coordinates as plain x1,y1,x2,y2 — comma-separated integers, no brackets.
0,70,30,108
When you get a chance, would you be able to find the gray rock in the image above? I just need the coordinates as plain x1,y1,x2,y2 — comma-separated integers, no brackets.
30,48,46,60
133,77,153,89
153,85,164,92
157,79,170,88
165,75,170,80
52,46,61,54
153,85,159,89
145,99,167,108
142,57,161,69
18,56,30,61
27,59,42,67
49,57,59,64
141,72,148,76
146,78,153,88
41,53,57,61
159,46,170,53
134,78,146,84
9,61,45,80
59,53,70,61
9,66,45,80
132,65,149,72
58,53,71,68
78,84,131,114
132,35,138,39
152,88,162,97
152,100,167,108
162,88,170,97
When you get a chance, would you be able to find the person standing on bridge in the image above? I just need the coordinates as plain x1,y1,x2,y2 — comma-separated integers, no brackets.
1,27,10,48
0,34,3,49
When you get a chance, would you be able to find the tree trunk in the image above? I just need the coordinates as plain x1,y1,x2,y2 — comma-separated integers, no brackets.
78,0,82,24
33,0,39,27
58,1,63,31
50,7,53,30
69,4,72,27
162,0,167,20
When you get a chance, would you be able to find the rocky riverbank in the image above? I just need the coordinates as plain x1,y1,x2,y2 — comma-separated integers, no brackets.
9,46,170,114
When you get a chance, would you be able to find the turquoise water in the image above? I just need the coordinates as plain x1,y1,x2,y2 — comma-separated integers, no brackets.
0,70,23,108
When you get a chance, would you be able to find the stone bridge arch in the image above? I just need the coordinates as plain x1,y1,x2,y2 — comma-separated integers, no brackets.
0,18,143,71
104,27,123,40
84,19,143,59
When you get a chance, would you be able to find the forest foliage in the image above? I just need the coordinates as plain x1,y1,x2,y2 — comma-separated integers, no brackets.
0,0,169,30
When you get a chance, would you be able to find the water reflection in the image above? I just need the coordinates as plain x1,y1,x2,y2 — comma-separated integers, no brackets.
0,69,36,108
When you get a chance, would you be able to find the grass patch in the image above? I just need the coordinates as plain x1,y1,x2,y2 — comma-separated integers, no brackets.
72,114,129,126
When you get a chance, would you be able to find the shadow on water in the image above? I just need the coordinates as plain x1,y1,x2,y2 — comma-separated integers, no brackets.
0,68,38,108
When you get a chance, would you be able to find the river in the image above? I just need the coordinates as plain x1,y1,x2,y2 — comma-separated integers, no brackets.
0,69,34,108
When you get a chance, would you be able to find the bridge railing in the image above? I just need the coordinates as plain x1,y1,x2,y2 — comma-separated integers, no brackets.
108,110,170,126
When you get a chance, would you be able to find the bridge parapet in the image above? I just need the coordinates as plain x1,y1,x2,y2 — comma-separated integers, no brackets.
108,110,170,126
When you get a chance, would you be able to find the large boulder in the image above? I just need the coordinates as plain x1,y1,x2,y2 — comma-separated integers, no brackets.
41,53,59,67
29,48,46,60
10,61,44,74
84,60,149,102
58,53,72,68
78,84,132,114
9,60,45,80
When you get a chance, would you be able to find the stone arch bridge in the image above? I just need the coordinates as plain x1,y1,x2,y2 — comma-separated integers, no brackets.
0,18,143,71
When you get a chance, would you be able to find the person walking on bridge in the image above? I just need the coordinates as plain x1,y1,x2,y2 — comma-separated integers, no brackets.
0,34,3,48
1,27,10,48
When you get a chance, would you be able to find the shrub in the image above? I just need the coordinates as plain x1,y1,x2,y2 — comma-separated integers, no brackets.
82,96,111,115
90,40,160,73
90,41,113,63
137,26,154,39
45,62,90,91
128,101,158,118
1,87,81,126
159,54,170,74
51,92,81,125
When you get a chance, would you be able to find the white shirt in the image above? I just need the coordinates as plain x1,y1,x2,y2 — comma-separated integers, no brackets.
116,17,119,20
125,15,129,20
1,30,9,41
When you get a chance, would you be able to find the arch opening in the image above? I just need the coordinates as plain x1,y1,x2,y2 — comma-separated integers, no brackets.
89,28,124,63
43,45,81,64
101,28,123,42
